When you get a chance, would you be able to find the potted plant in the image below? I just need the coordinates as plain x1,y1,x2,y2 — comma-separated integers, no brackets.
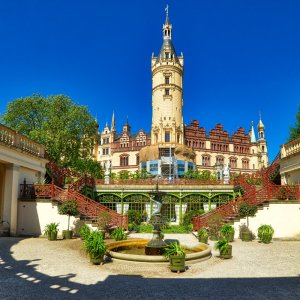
258,224,274,243
214,238,232,259
239,224,255,241
198,228,208,244
220,224,235,242
58,200,79,239
111,227,127,241
79,224,91,240
238,203,257,241
207,213,223,241
97,210,112,238
44,222,59,241
83,230,106,265
163,242,186,273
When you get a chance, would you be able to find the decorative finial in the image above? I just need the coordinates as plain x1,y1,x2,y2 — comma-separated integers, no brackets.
165,4,169,24
259,111,262,120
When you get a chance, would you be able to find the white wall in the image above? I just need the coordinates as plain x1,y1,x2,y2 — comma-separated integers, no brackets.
233,203,300,239
18,200,79,236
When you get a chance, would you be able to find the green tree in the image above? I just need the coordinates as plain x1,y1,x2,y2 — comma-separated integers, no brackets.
289,106,300,141
58,200,79,231
1,94,99,168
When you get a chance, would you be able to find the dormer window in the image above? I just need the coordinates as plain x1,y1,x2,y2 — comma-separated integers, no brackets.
165,52,170,59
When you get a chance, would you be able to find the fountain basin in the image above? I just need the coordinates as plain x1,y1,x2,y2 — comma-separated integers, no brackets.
106,239,211,263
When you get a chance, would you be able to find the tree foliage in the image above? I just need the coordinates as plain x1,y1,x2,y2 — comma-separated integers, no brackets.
289,105,300,141
1,94,100,170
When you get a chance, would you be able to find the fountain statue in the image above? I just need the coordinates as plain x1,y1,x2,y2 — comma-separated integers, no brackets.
145,183,168,255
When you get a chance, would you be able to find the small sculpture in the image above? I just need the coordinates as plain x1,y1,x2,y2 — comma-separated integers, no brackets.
223,163,230,184
104,161,111,184
104,160,111,175
150,193,162,216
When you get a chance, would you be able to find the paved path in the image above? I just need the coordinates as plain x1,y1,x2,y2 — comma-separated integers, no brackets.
0,235,300,299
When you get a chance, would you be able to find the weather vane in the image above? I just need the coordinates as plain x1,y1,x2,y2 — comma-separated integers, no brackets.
165,4,169,17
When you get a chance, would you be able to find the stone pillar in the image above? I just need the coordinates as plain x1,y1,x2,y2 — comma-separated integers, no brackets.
3,164,20,236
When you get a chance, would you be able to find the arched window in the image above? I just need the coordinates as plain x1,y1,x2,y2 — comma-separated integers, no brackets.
120,155,129,166
216,156,224,165
202,155,211,166
229,157,237,168
242,159,249,169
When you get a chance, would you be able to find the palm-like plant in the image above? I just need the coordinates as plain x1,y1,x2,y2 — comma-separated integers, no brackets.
220,224,235,242
198,228,208,243
214,238,232,259
163,242,186,260
83,230,106,264
79,224,91,240
258,225,274,243
111,227,127,241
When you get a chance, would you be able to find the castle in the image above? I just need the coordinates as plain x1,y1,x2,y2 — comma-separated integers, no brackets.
95,8,268,178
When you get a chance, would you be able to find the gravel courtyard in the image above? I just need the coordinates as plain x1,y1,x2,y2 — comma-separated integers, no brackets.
0,234,299,299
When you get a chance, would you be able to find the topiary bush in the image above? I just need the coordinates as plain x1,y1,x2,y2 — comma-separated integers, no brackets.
58,200,79,235
238,202,257,228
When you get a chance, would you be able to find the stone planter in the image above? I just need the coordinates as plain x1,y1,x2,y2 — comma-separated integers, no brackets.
225,233,234,242
89,254,104,265
209,234,219,241
169,255,186,273
48,232,58,241
219,245,232,259
241,232,252,241
63,230,73,239
0,222,10,237
198,236,208,244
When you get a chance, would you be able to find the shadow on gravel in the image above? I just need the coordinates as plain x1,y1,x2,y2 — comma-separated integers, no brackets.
0,237,300,299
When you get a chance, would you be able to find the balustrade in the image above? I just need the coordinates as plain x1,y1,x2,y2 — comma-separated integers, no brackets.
281,136,300,158
0,124,44,158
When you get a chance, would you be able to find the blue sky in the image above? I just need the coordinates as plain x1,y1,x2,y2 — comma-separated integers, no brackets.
0,0,300,161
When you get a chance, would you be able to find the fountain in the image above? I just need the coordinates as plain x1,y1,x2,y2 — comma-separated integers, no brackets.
106,183,211,263
145,183,167,255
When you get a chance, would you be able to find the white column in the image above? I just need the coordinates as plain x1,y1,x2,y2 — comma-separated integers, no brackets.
3,164,20,236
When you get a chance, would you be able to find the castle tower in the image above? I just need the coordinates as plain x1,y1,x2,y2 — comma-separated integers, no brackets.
257,116,269,168
151,6,184,145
